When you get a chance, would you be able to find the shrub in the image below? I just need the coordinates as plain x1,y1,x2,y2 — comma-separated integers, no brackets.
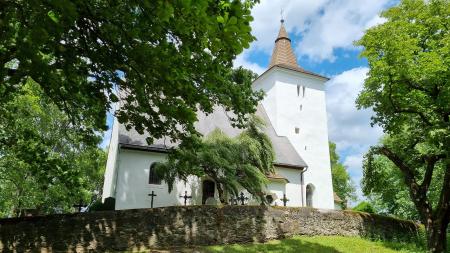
352,201,376,214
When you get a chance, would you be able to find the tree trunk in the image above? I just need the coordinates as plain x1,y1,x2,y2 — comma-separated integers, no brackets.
427,219,448,253
216,184,226,204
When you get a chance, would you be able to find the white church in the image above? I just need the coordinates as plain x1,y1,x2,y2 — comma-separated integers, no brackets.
102,20,338,210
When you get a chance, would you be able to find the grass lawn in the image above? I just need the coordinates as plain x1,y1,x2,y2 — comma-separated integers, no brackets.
200,236,427,253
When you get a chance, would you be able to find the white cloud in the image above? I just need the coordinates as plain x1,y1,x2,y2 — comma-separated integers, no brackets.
326,67,384,203
326,67,383,152
243,0,392,64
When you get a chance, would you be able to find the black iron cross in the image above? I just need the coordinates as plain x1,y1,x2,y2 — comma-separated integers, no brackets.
179,191,192,206
236,192,249,205
73,199,85,212
148,191,157,208
281,193,290,207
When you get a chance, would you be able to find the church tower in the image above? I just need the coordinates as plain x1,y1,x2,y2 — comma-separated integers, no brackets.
252,20,334,209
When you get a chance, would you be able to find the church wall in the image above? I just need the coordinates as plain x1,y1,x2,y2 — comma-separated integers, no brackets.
254,68,334,209
102,117,120,202
115,149,193,210
274,167,302,207
114,149,307,209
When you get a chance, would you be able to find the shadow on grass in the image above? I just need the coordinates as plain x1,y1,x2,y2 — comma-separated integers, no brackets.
380,233,450,253
202,238,343,253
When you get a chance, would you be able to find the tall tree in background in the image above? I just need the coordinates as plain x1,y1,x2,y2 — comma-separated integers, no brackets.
155,117,275,204
0,81,106,217
362,137,446,221
329,142,356,208
357,1,450,251
1,0,262,143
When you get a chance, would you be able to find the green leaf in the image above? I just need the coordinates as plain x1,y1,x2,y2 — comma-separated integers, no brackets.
47,10,59,23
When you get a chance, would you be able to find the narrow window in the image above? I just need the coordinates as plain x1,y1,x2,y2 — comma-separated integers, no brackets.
149,163,162,185
295,127,300,134
300,104,303,111
297,85,300,97
302,86,306,98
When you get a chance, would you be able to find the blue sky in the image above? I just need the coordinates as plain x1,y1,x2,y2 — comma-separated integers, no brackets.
102,0,397,204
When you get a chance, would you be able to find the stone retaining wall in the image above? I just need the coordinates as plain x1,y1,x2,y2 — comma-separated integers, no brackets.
0,206,419,252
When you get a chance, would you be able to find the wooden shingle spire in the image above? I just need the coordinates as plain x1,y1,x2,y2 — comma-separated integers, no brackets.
269,20,302,70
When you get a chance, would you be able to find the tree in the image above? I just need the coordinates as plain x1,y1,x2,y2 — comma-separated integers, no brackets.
362,141,444,221
0,81,106,217
352,201,376,214
356,1,450,251
1,0,262,143
329,142,356,208
155,117,275,204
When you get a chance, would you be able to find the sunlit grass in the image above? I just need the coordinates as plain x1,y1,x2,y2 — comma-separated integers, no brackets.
202,236,426,253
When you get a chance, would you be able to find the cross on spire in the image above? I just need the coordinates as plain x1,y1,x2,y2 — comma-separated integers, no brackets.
280,8,285,23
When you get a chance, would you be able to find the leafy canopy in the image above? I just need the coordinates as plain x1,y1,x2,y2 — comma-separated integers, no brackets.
155,116,275,204
352,201,376,214
356,0,450,251
0,81,106,217
362,136,446,221
1,0,262,142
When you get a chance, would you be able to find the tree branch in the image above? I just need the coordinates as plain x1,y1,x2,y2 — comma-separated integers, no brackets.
420,155,439,194
375,145,433,221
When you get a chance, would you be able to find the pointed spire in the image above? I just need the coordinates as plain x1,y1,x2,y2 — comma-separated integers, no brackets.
269,20,301,70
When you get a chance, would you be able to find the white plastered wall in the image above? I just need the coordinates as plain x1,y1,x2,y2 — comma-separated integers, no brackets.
102,117,120,201
253,67,334,209
266,167,303,207
112,148,306,209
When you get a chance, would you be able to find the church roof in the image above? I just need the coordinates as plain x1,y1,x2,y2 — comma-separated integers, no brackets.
269,21,300,69
265,21,329,81
118,105,308,169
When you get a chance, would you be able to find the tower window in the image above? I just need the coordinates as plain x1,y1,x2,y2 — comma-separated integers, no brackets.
295,127,300,134
149,163,162,185
297,85,300,97
300,104,303,111
302,86,306,98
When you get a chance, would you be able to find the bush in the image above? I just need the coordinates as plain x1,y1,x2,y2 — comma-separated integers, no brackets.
352,201,376,214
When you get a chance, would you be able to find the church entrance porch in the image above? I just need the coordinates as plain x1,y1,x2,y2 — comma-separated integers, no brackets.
202,180,215,204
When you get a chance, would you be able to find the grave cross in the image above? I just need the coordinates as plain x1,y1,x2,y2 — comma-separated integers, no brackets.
281,193,290,207
236,192,249,205
179,191,192,206
148,191,157,208
73,199,86,213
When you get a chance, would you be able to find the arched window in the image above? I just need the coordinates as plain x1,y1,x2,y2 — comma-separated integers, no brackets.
306,184,315,207
148,163,161,185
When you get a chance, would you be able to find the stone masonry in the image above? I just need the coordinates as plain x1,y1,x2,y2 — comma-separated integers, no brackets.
0,206,419,252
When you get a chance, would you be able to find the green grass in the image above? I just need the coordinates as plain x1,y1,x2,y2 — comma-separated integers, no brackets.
202,236,426,253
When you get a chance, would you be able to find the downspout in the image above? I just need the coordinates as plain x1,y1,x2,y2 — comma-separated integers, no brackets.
300,167,308,207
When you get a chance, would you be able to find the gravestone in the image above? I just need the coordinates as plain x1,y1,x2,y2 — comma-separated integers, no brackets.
205,197,218,205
